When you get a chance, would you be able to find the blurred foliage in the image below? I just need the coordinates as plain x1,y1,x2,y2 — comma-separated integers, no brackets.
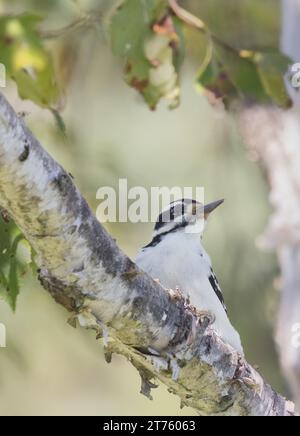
189,0,281,50
0,0,292,112
0,13,60,108
110,0,184,109
198,47,291,108
109,0,291,109
0,0,292,416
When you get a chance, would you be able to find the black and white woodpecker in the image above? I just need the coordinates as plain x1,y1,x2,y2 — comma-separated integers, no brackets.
136,198,243,354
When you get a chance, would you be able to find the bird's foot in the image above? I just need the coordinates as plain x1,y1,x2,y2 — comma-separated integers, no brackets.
168,287,184,302
196,310,216,327
185,310,215,345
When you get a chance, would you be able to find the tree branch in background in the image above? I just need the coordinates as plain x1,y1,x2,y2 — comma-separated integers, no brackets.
0,92,295,416
239,0,300,412
240,106,300,412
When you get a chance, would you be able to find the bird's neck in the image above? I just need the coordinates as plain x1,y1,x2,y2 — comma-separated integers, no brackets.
152,227,204,247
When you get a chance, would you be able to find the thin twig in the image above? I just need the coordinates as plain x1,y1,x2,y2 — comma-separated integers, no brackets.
40,13,101,40
168,0,206,30
168,0,241,55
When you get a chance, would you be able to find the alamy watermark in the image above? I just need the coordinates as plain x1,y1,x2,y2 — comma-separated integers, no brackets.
291,323,300,349
0,323,6,348
0,63,6,88
96,180,206,233
290,63,300,89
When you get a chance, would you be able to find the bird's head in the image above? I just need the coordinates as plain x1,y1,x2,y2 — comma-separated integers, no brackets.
153,198,224,238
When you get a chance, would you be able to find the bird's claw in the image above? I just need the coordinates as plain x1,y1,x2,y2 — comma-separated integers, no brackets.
169,287,183,302
197,310,216,327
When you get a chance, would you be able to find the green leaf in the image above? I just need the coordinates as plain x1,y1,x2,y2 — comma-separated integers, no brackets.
51,109,67,136
197,41,291,108
28,241,38,276
7,234,23,311
253,52,292,107
0,13,60,108
214,45,269,103
0,270,8,291
197,51,239,107
110,0,183,109
172,17,186,71
195,32,213,80
111,0,165,57
0,217,31,311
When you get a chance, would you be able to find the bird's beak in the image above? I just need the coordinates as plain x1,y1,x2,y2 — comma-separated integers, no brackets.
204,199,224,218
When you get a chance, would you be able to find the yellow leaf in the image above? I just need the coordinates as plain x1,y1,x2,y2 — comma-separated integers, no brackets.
5,19,24,38
13,45,47,72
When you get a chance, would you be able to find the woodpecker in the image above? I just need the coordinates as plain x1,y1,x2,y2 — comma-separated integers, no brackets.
136,198,243,354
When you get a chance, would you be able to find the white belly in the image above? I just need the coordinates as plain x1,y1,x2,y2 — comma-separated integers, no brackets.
136,233,243,354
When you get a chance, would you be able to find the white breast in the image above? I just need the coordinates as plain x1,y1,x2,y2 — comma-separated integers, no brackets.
136,232,243,354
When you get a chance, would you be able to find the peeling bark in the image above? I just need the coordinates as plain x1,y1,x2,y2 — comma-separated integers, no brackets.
0,92,295,416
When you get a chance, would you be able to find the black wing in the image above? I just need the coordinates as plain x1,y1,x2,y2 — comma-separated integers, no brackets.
208,268,227,313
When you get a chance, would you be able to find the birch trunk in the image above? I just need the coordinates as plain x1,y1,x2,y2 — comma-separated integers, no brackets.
239,0,300,411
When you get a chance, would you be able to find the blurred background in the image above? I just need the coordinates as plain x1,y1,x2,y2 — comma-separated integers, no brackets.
0,0,289,415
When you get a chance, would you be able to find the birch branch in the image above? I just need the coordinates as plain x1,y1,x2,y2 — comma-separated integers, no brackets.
0,92,294,416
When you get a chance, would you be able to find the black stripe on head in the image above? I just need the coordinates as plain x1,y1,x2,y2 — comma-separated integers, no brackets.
154,205,175,232
154,199,196,232
149,199,200,248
